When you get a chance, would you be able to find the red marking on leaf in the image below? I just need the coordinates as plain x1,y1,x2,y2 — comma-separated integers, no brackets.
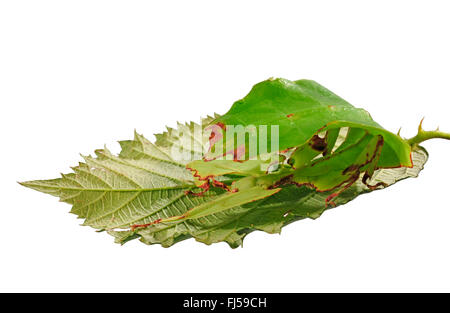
186,165,207,181
205,123,225,153
216,122,226,130
325,193,338,207
211,179,232,192
280,147,293,153
185,165,233,193
325,173,360,207
286,113,294,118
130,218,162,231
207,144,247,162
185,181,210,196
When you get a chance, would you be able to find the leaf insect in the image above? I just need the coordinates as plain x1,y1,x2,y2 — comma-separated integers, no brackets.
130,79,450,230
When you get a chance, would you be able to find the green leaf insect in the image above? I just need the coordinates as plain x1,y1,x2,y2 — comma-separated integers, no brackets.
21,78,450,248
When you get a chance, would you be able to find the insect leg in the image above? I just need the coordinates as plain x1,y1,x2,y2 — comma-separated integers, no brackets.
129,185,281,231
324,134,385,206
325,173,360,207
361,135,388,190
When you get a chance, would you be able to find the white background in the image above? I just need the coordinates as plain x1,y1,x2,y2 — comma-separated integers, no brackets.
1,0,450,292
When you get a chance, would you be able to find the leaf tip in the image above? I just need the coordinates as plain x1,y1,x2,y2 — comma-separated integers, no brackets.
17,180,28,188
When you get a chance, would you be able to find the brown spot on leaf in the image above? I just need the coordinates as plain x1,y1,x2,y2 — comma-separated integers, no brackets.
269,174,294,189
309,135,327,152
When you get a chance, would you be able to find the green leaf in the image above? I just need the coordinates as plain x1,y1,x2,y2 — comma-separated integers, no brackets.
20,117,428,248
21,78,445,248
20,132,199,230
207,78,412,168
110,145,428,248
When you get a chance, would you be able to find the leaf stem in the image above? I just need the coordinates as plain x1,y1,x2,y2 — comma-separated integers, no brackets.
407,118,450,147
